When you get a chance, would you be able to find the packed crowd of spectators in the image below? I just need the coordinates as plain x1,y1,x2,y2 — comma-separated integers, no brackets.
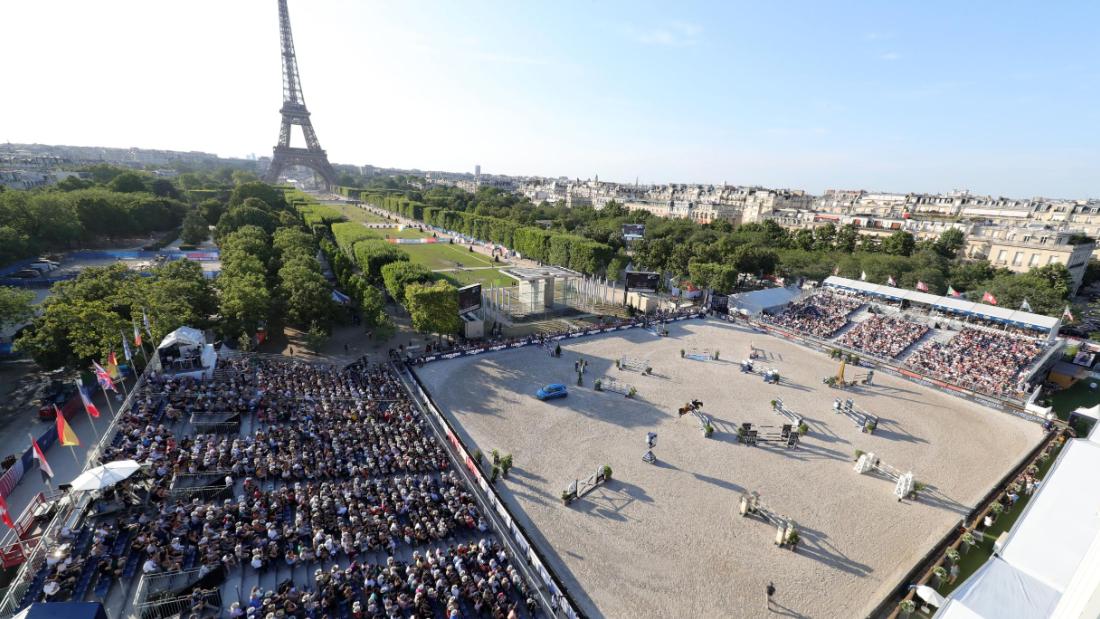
22,357,537,617
905,328,1045,397
763,291,863,339
838,315,929,359
230,539,535,618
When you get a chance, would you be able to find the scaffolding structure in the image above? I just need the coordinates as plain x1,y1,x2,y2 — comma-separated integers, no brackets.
481,267,623,324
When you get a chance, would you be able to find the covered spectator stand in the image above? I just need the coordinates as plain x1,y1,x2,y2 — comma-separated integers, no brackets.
155,327,216,379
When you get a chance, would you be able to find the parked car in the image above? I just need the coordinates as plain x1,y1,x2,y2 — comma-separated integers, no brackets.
10,269,41,279
29,260,59,272
536,383,568,401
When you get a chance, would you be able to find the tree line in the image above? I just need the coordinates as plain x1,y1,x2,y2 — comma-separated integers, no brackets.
214,183,336,348
13,180,340,368
313,211,462,338
338,180,1078,317
0,167,192,266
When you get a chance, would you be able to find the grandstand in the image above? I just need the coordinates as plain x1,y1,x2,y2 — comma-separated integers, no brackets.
0,347,545,618
755,277,1065,403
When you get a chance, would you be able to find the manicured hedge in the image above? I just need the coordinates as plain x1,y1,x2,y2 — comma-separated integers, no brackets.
358,191,613,275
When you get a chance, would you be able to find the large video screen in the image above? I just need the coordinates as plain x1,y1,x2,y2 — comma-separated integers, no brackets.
458,283,482,313
621,224,645,239
625,271,659,292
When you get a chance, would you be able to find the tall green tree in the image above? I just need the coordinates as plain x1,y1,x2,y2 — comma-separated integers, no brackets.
0,286,35,331
180,210,210,245
405,281,461,338
381,262,435,304
934,228,966,259
882,230,916,256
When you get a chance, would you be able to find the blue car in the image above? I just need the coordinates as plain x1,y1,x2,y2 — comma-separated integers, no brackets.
536,383,568,401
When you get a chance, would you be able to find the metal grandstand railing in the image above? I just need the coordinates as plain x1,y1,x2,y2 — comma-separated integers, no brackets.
127,567,210,619
0,353,159,617
166,483,232,501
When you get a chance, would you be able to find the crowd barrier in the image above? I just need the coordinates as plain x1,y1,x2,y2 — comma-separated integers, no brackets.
0,403,71,499
406,370,584,619
413,312,704,365
402,311,705,618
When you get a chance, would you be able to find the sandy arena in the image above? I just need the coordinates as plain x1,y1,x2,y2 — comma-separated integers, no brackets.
416,319,1042,618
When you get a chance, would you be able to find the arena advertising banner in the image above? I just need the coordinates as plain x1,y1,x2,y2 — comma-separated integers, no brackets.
410,375,582,619
458,283,482,313
625,270,660,292
411,310,705,366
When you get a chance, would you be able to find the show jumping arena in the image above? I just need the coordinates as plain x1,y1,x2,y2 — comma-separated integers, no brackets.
415,318,1043,618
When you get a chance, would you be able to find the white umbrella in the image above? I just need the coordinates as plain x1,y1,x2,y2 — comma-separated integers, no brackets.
69,460,143,492
910,584,947,608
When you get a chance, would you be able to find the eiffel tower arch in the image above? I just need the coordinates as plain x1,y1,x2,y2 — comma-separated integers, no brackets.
263,0,338,189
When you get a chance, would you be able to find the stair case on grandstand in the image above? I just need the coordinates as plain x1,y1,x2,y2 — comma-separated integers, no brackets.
893,328,938,363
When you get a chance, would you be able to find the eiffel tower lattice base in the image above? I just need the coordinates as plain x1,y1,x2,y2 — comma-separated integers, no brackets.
265,146,337,189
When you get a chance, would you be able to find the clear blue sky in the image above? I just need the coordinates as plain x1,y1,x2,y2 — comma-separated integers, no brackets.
3,1,1098,197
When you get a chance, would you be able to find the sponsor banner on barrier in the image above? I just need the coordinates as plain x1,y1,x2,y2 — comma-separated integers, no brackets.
441,352,462,360
489,345,507,351
423,356,438,363
603,328,616,333
511,342,525,348
569,332,583,338
466,349,483,356
552,335,566,341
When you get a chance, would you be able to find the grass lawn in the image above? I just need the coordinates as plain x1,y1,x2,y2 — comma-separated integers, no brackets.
403,243,497,270
440,268,516,288
332,203,390,224
1051,380,1100,419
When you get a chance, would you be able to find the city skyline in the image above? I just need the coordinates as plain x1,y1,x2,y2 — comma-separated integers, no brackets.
3,1,1098,197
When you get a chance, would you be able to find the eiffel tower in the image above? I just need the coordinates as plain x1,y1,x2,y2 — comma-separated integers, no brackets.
263,0,337,189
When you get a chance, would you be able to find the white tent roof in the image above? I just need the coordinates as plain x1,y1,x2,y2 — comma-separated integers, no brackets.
157,326,205,350
822,276,1059,331
729,286,803,315
1074,404,1100,422
937,557,1060,619
935,437,1100,618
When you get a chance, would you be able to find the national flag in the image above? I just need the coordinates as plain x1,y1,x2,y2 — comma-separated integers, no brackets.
887,275,896,286
1063,306,1075,322
142,309,153,338
860,271,867,281
77,382,100,419
56,408,80,447
106,351,120,380
133,322,142,348
916,281,929,292
947,285,961,298
0,495,14,529
1020,298,1032,312
92,361,116,392
31,436,53,481
982,291,998,305
121,331,133,362
832,266,840,276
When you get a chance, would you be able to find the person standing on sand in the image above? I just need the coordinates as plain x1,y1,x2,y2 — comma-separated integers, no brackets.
766,581,776,611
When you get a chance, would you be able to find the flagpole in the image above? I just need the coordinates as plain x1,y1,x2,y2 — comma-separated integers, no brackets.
68,445,81,470
97,381,116,421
